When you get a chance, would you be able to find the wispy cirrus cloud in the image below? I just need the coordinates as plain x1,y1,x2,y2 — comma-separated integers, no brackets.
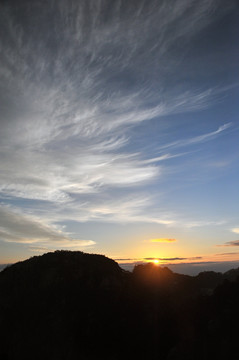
44,194,175,225
158,123,232,151
0,0,231,203
0,0,236,254
1,0,225,147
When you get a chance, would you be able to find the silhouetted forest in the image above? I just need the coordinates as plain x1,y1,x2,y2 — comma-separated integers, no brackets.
0,251,239,360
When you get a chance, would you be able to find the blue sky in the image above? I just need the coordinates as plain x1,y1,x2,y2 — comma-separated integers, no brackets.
0,0,239,270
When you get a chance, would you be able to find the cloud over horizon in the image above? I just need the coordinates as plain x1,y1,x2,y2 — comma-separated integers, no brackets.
218,241,239,247
148,238,176,243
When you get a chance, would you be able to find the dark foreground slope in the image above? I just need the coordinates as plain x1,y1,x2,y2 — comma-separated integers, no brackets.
0,251,129,360
1,251,239,360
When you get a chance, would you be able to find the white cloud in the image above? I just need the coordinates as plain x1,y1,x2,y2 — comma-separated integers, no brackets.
142,152,188,164
0,144,160,201
183,220,226,228
24,192,176,226
232,228,239,234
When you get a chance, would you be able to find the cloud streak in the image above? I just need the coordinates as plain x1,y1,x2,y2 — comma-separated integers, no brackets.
148,238,176,243
0,205,95,249
115,256,202,262
158,123,232,151
217,241,239,247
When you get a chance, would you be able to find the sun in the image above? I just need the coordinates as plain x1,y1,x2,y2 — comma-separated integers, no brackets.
152,259,160,265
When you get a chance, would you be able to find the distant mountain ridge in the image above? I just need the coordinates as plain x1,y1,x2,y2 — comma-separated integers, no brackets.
1,250,239,360
0,263,11,272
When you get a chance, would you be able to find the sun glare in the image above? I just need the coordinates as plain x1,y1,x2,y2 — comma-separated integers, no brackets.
152,259,160,265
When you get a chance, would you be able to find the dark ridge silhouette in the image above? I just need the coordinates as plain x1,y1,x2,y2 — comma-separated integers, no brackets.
0,251,239,359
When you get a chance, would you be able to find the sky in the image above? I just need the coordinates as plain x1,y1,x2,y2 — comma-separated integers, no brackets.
0,0,239,272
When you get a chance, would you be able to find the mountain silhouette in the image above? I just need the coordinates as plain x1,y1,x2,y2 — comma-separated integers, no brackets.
1,250,239,359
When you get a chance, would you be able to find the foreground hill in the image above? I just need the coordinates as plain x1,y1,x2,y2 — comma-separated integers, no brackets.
0,251,128,360
1,251,239,360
